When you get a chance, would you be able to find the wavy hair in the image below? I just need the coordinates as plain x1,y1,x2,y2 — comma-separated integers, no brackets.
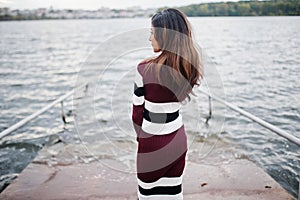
148,8,203,101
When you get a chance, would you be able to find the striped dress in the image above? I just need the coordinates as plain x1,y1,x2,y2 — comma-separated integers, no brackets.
132,60,187,200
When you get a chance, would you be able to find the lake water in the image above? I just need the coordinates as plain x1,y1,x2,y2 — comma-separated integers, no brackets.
0,17,299,197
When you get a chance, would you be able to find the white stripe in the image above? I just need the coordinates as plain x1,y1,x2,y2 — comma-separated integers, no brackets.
138,175,182,189
145,100,182,113
138,191,183,200
133,94,144,106
135,68,143,87
142,115,182,135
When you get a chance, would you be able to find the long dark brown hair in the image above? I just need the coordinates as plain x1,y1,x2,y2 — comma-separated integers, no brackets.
148,8,203,101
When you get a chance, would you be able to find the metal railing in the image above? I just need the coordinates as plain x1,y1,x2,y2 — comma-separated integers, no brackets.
0,84,88,139
4,87,298,145
200,89,300,146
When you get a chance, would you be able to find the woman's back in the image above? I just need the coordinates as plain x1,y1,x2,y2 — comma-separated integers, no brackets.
137,61,183,135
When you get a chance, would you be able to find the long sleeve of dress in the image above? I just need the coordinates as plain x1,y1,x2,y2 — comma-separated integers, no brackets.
132,65,144,141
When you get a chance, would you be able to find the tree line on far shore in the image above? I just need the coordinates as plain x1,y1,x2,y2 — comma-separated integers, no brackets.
161,0,300,16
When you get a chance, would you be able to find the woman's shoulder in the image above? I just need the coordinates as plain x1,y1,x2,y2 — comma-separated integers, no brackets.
137,58,152,73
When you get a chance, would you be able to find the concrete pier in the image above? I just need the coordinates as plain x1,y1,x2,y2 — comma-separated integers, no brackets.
0,136,295,200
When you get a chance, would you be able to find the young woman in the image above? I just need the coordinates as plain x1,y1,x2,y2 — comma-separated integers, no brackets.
132,8,202,199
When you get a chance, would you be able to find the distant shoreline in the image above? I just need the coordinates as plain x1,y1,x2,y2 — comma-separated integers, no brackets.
1,0,299,21
1,15,300,22
0,7,155,21
175,0,300,17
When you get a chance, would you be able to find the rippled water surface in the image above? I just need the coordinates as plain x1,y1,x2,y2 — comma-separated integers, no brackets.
0,17,299,197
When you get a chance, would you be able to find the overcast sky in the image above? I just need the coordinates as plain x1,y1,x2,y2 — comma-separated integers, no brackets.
0,0,241,10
